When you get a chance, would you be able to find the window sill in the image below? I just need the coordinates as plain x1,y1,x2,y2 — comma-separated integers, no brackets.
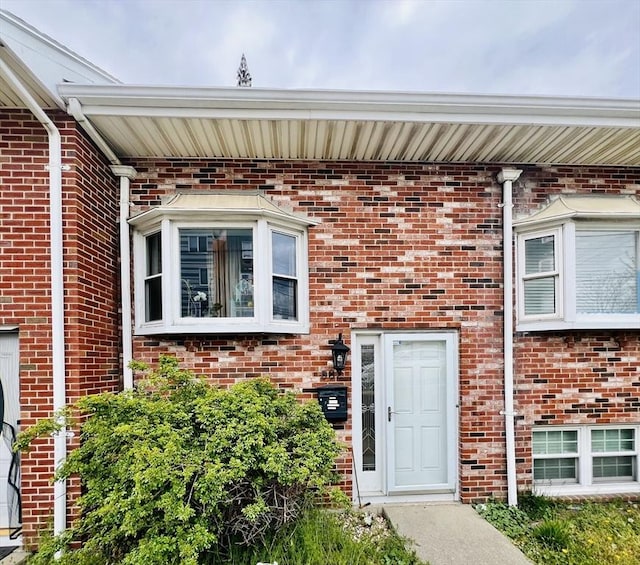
135,320,310,336
533,483,640,498
517,317,640,332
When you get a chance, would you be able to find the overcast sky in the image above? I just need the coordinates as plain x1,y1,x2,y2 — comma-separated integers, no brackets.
2,0,639,99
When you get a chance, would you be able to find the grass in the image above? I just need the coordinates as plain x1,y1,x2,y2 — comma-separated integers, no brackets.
475,494,640,565
202,507,427,565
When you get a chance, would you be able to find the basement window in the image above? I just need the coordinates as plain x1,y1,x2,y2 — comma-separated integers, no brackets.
515,196,640,331
533,426,640,496
130,193,317,335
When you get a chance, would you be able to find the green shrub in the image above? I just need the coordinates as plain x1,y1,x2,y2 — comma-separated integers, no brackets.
17,356,341,565
532,519,571,550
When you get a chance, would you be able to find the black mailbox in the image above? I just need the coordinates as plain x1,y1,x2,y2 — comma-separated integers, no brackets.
316,385,348,422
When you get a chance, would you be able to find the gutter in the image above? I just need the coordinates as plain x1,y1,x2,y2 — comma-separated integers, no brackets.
67,98,136,390
497,167,522,507
0,54,69,538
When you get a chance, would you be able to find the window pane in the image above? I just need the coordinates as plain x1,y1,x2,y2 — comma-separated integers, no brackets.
146,232,162,276
593,456,635,481
524,278,556,315
533,430,578,455
145,277,162,322
576,231,638,314
361,344,376,472
273,277,297,320
179,229,254,318
145,233,162,322
533,458,577,481
272,232,297,276
591,429,635,452
525,236,555,275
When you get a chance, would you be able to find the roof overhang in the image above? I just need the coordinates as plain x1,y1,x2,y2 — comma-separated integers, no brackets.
0,9,118,110
58,85,640,165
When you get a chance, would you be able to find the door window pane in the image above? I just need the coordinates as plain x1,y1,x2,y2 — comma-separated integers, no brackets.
361,344,376,472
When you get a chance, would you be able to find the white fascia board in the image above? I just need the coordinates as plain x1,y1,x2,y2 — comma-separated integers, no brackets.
57,84,640,129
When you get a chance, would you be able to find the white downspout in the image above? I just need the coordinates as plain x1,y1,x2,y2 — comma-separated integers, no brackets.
110,166,137,390
67,98,137,390
497,167,522,507
0,57,70,537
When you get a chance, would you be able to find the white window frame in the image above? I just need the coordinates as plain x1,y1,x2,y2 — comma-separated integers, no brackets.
533,425,640,497
133,216,311,335
516,220,640,331
517,227,564,323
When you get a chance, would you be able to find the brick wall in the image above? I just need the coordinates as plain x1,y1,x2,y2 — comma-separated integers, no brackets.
4,128,637,543
511,166,640,492
0,109,120,542
126,159,639,502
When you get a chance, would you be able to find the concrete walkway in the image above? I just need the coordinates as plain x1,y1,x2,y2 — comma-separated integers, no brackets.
383,503,532,565
0,549,28,565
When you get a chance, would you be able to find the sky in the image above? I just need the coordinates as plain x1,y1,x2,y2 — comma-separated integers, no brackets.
2,0,640,99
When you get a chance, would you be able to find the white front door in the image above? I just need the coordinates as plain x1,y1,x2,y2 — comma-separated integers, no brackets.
0,331,20,535
352,332,457,499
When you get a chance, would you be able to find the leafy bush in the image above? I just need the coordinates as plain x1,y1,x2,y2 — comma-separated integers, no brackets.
17,356,341,565
474,500,530,539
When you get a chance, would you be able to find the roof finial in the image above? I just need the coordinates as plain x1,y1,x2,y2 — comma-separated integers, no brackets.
237,54,252,87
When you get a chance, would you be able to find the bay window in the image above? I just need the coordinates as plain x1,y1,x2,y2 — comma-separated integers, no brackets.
515,196,640,331
130,193,316,334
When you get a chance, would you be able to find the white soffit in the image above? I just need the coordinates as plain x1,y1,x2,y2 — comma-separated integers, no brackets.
514,195,640,227
58,86,640,166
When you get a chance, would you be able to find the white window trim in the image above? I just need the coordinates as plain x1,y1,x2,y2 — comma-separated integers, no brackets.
517,227,564,324
132,216,311,335
516,220,640,331
533,425,640,497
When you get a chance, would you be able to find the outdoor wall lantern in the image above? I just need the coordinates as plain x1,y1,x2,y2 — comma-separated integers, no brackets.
330,333,350,374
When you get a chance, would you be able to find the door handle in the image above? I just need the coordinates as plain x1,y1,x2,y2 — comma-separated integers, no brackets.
388,406,397,422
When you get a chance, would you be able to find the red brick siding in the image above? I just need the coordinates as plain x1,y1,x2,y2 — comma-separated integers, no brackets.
127,159,639,502
4,120,638,544
129,159,509,500
512,166,640,492
0,109,120,542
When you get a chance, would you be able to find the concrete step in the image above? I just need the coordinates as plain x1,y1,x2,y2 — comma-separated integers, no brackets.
383,503,532,565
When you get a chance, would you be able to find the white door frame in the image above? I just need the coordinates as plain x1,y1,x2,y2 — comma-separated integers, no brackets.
0,329,21,543
351,330,459,503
